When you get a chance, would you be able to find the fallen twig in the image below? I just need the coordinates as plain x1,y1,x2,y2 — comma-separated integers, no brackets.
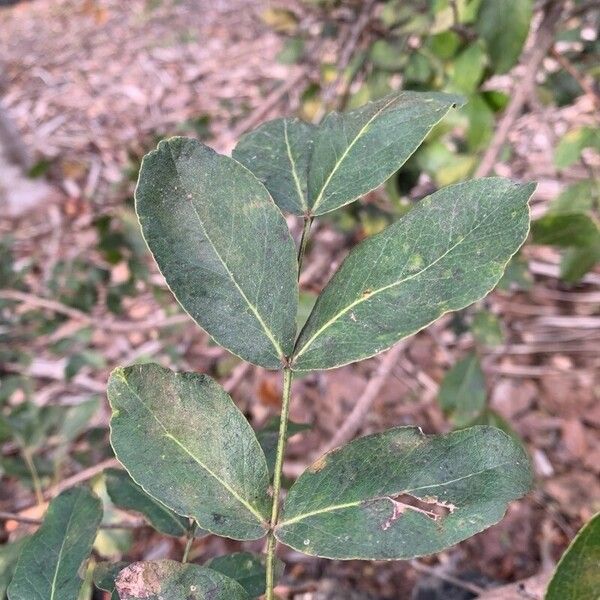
475,2,565,177
319,343,405,454
409,560,485,596
0,289,190,332
0,510,146,530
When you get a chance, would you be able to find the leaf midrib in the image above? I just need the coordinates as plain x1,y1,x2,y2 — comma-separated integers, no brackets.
276,460,513,528
118,375,268,526
166,144,285,363
293,190,508,363
50,494,79,600
309,95,399,213
283,120,308,212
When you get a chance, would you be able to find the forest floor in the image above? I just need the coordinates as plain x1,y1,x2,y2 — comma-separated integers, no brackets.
1,1,599,599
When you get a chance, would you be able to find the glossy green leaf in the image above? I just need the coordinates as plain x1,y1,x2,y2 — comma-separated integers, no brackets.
531,213,599,248
307,91,462,216
7,487,102,600
115,560,248,600
207,552,283,598
105,468,192,538
275,426,532,559
476,0,533,74
93,562,127,600
233,118,316,215
292,178,533,371
545,512,600,600
135,137,298,369
108,363,270,540
438,352,487,427
0,538,28,600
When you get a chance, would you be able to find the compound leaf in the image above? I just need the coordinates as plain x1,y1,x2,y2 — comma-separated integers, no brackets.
275,426,532,559
108,363,270,541
307,91,462,216
233,118,316,215
545,512,600,600
438,352,487,427
292,178,533,371
136,137,298,369
207,552,283,598
105,468,194,538
7,487,102,600
115,560,248,600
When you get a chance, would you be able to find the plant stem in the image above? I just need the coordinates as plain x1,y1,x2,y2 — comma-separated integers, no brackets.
265,366,293,600
297,216,313,276
182,520,198,563
23,448,44,506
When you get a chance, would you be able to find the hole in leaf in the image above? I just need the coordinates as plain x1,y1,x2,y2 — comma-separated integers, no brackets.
381,494,456,531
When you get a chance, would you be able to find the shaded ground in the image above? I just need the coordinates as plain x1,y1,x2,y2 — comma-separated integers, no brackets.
1,1,599,599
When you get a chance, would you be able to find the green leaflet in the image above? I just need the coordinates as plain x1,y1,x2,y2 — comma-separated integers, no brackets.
554,127,600,170
234,92,460,217
108,363,271,541
233,118,316,215
531,213,600,248
560,243,600,284
545,512,600,599
307,91,463,216
207,552,284,598
7,487,102,600
115,560,248,600
275,426,532,560
292,178,534,371
476,0,533,74
105,468,193,538
438,352,487,427
135,137,298,369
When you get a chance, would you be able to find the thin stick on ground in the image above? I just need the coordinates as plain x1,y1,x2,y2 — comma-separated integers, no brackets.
14,457,119,513
409,560,486,596
320,343,405,454
474,1,565,178
0,289,190,332
0,511,145,530
313,0,376,121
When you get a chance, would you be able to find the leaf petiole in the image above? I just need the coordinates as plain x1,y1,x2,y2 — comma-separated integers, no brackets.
265,367,293,599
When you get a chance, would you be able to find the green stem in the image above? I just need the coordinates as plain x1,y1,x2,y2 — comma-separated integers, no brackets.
23,448,44,506
297,216,313,276
182,520,198,563
265,367,293,600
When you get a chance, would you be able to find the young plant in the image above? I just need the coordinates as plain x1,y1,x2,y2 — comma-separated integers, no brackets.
6,92,535,600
